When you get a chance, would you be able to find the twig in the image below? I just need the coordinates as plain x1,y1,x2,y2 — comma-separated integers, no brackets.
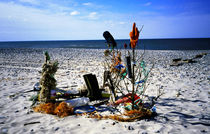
136,44,145,63
155,88,164,101
9,89,37,98
24,121,40,126
135,46,146,81
115,85,126,96
139,25,144,33
135,63,143,82
123,78,130,93
141,63,154,96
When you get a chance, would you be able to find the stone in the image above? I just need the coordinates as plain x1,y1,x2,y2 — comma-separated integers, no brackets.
54,127,59,131
128,126,134,130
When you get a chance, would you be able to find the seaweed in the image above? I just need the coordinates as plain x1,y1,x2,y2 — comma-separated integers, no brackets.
33,102,74,118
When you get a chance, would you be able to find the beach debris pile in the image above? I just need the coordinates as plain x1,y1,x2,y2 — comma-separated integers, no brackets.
31,23,162,121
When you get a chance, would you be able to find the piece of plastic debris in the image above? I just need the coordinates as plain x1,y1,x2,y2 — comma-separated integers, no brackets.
74,105,96,114
65,97,90,107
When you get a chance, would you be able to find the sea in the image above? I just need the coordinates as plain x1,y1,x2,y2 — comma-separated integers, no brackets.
0,38,209,50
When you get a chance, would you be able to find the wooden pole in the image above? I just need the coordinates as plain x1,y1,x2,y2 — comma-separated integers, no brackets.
132,48,135,109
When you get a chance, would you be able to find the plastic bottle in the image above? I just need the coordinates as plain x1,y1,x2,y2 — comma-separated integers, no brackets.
65,97,90,107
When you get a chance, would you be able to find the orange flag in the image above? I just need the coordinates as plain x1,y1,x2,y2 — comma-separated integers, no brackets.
129,23,139,48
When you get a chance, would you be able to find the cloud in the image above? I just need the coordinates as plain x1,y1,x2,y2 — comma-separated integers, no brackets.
0,1,209,41
19,0,39,5
47,3,72,12
134,14,210,38
87,12,98,19
82,2,104,9
0,2,107,41
144,2,152,6
70,11,80,16
119,22,126,25
82,2,92,6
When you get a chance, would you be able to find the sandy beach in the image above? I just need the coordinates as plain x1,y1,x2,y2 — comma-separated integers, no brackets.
0,48,209,134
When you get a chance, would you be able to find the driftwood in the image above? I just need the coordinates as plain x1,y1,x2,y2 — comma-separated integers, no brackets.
24,121,40,126
170,53,207,66
193,53,207,59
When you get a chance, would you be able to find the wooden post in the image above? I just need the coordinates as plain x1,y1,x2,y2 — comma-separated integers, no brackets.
131,48,135,110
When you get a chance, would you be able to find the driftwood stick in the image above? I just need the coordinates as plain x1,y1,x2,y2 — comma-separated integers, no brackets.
24,121,40,126
131,48,135,110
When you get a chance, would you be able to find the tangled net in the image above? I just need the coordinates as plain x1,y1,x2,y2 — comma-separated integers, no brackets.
78,109,152,122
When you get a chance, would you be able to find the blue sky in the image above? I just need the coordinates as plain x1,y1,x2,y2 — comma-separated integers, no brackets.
0,0,210,41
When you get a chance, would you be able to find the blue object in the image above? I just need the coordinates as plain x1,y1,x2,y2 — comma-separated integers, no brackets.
151,106,156,113
74,105,96,114
115,64,125,70
135,80,145,84
95,105,116,112
132,61,136,65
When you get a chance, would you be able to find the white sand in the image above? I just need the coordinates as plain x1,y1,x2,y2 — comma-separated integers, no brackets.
0,48,209,134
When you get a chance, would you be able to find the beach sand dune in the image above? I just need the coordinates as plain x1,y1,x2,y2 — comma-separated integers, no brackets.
0,48,209,134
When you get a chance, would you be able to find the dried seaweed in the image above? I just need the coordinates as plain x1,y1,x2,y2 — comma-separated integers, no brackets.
54,102,74,118
87,109,152,122
33,102,58,114
33,102,74,118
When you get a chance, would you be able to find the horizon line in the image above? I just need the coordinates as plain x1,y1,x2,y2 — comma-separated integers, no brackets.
0,37,210,42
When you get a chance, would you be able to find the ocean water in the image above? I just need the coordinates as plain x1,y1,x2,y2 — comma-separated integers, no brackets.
0,38,209,50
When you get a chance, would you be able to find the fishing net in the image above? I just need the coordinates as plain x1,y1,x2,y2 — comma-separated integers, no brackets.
87,108,152,122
